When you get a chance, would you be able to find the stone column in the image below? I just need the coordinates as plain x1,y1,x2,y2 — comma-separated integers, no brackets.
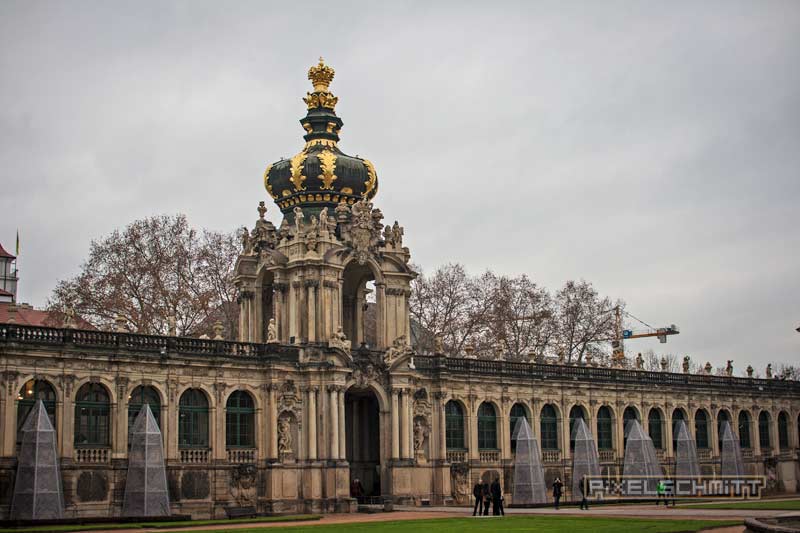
615,410,625,460
288,281,297,342
710,411,720,458
665,413,674,459
307,282,317,343
752,410,761,456
329,386,339,460
391,389,400,459
307,387,317,461
770,409,780,456
375,282,386,349
338,386,346,460
468,397,479,461
438,396,447,461
268,384,278,460
500,409,511,461
400,389,410,459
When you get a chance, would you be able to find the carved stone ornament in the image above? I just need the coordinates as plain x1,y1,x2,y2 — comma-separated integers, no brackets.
350,363,378,389
229,464,257,506
340,198,383,265
278,380,303,420
413,417,428,453
413,388,432,419
266,318,278,343
328,325,351,354
384,335,412,366
277,416,293,454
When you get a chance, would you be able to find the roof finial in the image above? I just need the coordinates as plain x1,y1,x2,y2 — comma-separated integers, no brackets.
308,57,335,92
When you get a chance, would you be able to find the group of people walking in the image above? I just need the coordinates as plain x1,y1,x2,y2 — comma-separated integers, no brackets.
471,478,505,516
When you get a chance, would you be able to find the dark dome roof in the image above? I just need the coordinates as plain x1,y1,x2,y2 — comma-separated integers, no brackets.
264,59,378,217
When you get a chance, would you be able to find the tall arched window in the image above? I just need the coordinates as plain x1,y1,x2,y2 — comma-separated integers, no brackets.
128,385,161,430
17,379,57,445
226,391,255,448
540,404,558,450
672,409,686,452
596,406,613,450
738,411,751,449
623,406,639,449
778,412,789,450
445,401,465,450
717,410,731,450
477,402,498,450
758,411,771,451
648,409,664,449
179,389,210,449
74,383,110,447
695,409,709,449
568,406,586,451
509,403,528,452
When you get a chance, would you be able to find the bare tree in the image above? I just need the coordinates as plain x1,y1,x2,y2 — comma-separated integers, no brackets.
49,214,239,337
552,280,619,363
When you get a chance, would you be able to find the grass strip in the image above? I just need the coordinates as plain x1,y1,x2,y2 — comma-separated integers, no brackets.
0,515,322,533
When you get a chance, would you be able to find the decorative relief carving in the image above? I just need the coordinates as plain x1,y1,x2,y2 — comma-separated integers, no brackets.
317,149,338,189
229,464,257,506
289,151,308,191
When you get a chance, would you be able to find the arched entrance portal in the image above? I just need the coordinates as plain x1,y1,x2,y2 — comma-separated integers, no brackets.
342,261,379,350
345,387,381,501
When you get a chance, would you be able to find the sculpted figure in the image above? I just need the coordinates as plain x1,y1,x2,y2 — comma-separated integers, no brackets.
704,362,712,374
267,318,278,343
384,335,411,364
63,306,76,329
391,221,403,246
319,207,329,233
584,352,593,366
660,356,668,371
635,352,644,369
241,226,252,254
766,364,772,378
293,206,305,234
682,356,690,374
434,335,444,354
335,200,350,223
725,360,733,376
746,365,754,378
329,326,350,353
413,419,428,452
168,315,177,336
277,417,292,454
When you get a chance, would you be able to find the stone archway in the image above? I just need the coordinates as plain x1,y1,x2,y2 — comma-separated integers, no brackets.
344,387,381,500
341,261,382,350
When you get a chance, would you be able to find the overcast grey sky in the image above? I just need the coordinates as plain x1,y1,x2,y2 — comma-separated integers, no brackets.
1,1,798,370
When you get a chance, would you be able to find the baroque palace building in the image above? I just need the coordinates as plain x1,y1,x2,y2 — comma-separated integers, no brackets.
1,60,799,519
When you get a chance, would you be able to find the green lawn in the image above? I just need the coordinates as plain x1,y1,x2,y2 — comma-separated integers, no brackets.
0,515,321,533
180,516,741,533
680,499,800,511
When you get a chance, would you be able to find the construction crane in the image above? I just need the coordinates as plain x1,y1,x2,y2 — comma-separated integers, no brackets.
611,305,679,362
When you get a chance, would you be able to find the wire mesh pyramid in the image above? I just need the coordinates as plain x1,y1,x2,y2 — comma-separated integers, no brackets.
512,417,547,504
720,421,745,478
674,420,701,478
622,419,662,494
122,404,170,517
571,418,600,499
11,400,65,520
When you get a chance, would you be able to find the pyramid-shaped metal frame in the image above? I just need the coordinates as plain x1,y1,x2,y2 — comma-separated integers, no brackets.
675,420,701,479
512,417,547,504
122,404,171,517
622,419,662,494
571,418,600,499
720,421,746,478
11,400,65,520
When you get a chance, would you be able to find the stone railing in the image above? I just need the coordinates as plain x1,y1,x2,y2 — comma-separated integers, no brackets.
446,450,467,463
180,448,210,464
411,355,800,393
542,450,560,463
697,448,712,460
75,447,110,464
778,449,794,460
599,450,615,463
655,449,666,461
227,448,256,464
741,448,754,460
0,323,300,362
479,450,500,463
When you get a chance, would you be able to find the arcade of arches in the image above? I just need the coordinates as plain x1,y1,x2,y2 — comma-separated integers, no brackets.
1,59,799,519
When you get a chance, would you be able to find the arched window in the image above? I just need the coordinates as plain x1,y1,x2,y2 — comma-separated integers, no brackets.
758,411,771,450
738,411,751,449
445,401,465,450
226,391,255,448
74,383,110,447
568,406,586,451
179,389,209,449
778,412,789,450
672,409,686,452
509,403,528,452
717,410,731,451
540,404,558,450
17,380,57,445
695,409,709,449
477,402,498,450
648,409,664,450
623,406,639,449
596,406,613,450
128,385,161,431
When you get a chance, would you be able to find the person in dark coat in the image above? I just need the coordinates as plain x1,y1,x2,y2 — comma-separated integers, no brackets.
579,475,589,510
552,477,563,510
490,478,502,516
472,481,483,516
481,481,491,516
